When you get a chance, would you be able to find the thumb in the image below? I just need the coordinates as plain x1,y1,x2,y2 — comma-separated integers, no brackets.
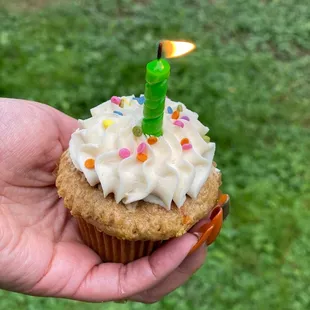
50,106,78,150
71,233,198,302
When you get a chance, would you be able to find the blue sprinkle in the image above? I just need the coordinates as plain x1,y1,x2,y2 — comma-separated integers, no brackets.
167,106,173,114
134,96,145,105
113,111,123,116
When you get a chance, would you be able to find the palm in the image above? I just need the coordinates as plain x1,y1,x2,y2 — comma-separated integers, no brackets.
0,99,98,295
0,99,206,303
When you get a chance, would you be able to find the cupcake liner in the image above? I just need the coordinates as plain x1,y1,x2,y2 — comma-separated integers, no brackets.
76,194,230,263
76,217,162,264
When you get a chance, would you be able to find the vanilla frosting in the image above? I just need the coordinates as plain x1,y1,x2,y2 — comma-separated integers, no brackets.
69,95,215,210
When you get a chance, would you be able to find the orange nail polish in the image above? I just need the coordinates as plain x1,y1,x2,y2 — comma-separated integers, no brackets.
189,193,229,255
206,206,223,245
217,194,229,206
216,194,230,220
188,223,214,255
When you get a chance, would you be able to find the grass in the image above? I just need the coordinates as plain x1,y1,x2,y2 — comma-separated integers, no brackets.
1,0,310,309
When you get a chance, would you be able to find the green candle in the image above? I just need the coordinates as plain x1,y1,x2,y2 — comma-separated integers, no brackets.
142,43,170,136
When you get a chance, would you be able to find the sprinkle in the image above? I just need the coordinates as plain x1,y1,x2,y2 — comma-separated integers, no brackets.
113,111,123,116
132,126,143,137
203,135,210,142
119,148,131,159
180,138,190,145
137,153,148,162
172,110,180,119
167,106,173,114
137,142,147,154
182,143,193,151
134,96,145,105
120,97,130,108
147,136,158,145
177,104,183,112
111,96,121,105
102,119,114,129
84,158,95,169
181,116,190,121
174,120,184,128
182,215,192,225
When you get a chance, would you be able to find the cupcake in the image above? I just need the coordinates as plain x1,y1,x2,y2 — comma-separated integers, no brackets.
56,95,229,263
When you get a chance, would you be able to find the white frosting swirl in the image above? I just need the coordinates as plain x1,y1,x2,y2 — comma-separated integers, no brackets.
69,95,215,210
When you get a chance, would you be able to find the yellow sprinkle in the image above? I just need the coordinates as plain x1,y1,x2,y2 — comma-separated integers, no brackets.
102,119,114,129
120,97,129,108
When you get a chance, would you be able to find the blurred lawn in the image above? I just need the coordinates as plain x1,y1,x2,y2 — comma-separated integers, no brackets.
1,0,310,309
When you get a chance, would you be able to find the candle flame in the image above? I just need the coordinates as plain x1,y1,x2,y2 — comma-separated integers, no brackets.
162,40,196,58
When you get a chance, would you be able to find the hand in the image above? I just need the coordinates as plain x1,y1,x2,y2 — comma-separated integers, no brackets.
0,98,207,303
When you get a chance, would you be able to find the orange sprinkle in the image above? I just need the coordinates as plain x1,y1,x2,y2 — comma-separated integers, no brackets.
182,215,192,225
171,110,180,119
180,138,189,145
84,158,95,169
147,136,158,145
137,153,148,162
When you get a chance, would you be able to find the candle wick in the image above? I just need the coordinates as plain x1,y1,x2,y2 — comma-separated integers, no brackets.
157,42,163,60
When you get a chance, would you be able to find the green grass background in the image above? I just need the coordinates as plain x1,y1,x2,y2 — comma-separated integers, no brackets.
1,0,310,309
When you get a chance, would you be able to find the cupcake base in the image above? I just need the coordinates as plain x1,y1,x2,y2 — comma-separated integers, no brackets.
75,194,230,264
56,150,222,242
77,217,162,264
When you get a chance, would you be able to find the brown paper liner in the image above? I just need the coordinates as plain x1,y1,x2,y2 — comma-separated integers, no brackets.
76,194,230,263
76,217,162,264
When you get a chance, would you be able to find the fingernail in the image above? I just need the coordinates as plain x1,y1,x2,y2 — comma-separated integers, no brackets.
221,195,230,220
217,193,229,206
188,223,214,255
216,194,230,220
206,206,223,246
188,194,228,255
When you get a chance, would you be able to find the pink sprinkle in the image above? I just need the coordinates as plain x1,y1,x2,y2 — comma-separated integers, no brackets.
137,142,147,154
119,148,131,159
181,116,190,121
182,143,193,150
174,120,184,128
111,96,121,105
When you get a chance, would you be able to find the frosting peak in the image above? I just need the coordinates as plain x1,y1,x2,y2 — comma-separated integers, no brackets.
69,96,215,210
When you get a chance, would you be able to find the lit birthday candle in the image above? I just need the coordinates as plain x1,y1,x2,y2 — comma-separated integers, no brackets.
142,42,170,136
142,41,195,136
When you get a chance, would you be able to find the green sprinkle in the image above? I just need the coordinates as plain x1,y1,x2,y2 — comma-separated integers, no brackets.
177,104,183,112
203,135,210,142
132,126,143,137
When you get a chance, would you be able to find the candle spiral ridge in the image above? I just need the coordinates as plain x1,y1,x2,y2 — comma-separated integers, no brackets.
142,59,170,136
